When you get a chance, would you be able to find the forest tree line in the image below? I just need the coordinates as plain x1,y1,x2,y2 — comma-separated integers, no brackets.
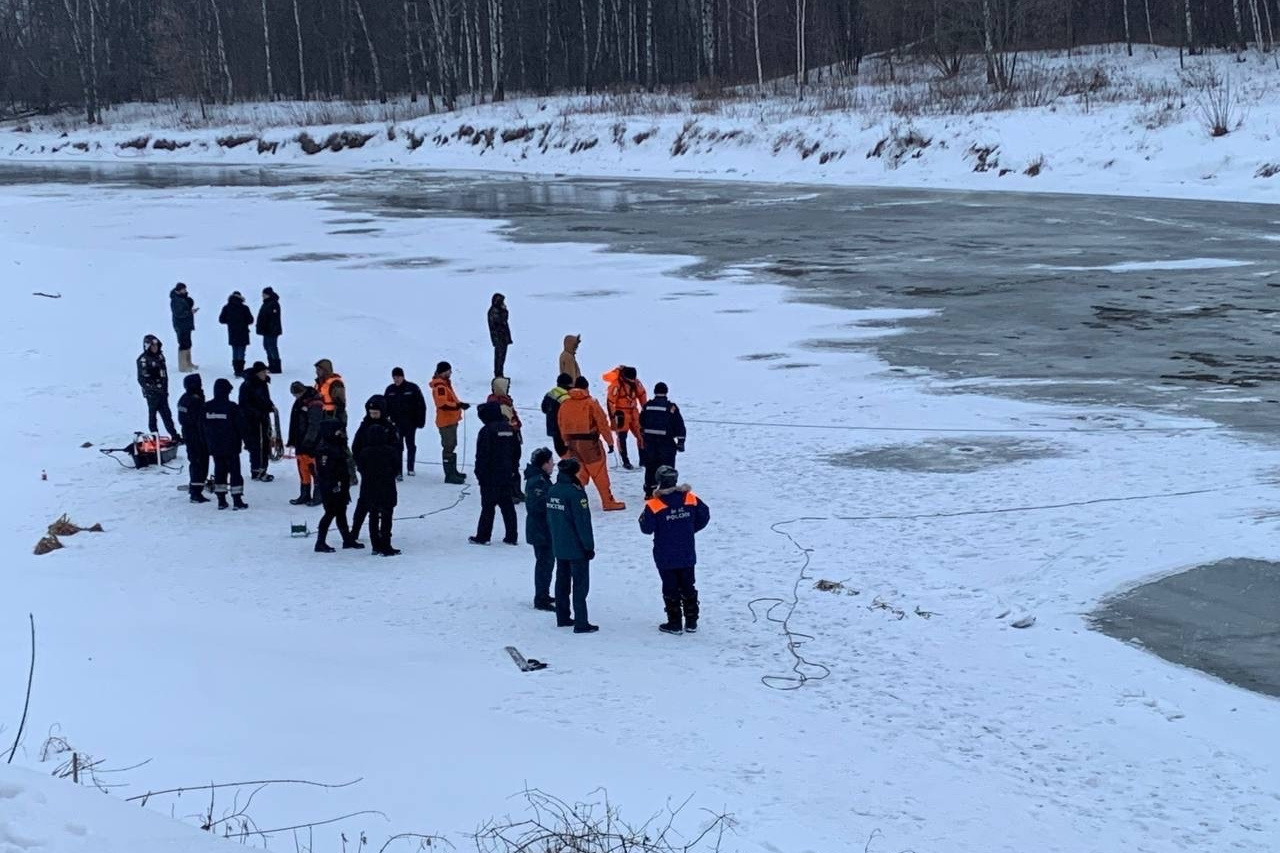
0,0,1274,123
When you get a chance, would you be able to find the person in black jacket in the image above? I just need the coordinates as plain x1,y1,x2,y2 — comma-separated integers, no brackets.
256,286,283,374
238,361,276,482
287,381,325,506
313,422,364,552
169,282,199,373
351,396,402,556
136,334,180,440
218,291,254,377
639,382,687,499
524,447,556,610
176,373,210,504
202,377,249,510
487,293,513,378
384,367,427,479
541,373,572,458
468,402,521,546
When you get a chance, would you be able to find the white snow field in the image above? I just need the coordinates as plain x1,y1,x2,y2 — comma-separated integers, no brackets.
3,177,1280,853
3,46,1280,206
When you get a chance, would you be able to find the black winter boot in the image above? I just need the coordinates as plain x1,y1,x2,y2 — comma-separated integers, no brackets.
682,594,700,633
268,357,282,374
289,484,312,506
216,493,229,510
232,494,248,511
619,444,633,470
659,596,683,634
233,359,245,378
444,453,467,484
189,486,211,504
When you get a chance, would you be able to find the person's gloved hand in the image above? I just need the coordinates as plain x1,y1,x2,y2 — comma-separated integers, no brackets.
676,439,686,452
459,402,471,411
584,550,595,561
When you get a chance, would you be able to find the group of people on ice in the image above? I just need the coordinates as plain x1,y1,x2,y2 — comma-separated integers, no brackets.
135,286,710,635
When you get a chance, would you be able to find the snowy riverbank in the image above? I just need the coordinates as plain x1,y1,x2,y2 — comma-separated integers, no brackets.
3,45,1279,205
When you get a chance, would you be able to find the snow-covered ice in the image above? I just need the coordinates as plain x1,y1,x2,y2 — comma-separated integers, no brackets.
2,171,1279,853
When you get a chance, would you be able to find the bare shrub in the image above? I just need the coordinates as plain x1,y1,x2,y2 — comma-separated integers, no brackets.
296,132,323,154
632,127,657,145
34,535,63,555
501,125,534,143
405,129,425,151
867,125,931,168
117,135,150,150
1257,163,1280,178
1024,155,1047,177
472,788,734,853
152,138,191,151
569,136,598,153
257,139,278,154
1195,75,1238,137
671,119,700,156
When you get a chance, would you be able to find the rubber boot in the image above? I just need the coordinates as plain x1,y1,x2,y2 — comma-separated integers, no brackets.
659,596,683,634
177,350,192,373
444,453,467,484
232,494,248,511
290,484,311,505
619,443,633,470
602,495,627,511
682,594,700,633
216,492,229,510
189,485,210,504
233,359,245,378
189,352,200,370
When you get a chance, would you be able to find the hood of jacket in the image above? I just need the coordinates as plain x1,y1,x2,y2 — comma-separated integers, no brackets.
364,394,387,415
477,401,505,424
491,376,510,397
315,358,334,379
524,462,551,481
563,334,580,354
555,469,582,486
213,378,233,400
491,293,505,307
170,285,187,299
183,374,203,394
567,388,590,401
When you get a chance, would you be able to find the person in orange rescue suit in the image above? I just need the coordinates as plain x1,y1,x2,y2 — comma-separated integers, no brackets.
556,375,626,511
314,357,356,484
431,360,471,484
559,334,582,382
602,365,647,470
488,376,525,502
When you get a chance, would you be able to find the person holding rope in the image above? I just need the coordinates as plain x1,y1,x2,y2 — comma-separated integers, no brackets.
430,361,471,485
639,465,709,634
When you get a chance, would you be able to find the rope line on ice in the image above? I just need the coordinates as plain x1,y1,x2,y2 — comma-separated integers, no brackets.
755,475,1280,690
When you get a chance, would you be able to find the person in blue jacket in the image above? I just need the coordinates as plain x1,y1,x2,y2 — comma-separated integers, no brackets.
638,465,710,634
546,458,598,634
523,447,556,611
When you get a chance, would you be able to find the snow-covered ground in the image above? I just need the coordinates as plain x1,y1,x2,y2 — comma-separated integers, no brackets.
3,45,1278,206
3,174,1280,853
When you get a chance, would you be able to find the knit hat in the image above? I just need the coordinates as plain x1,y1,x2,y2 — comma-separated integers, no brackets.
230,290,244,300
530,447,553,467
653,382,669,395
392,366,405,377
557,373,573,388
365,395,386,413
574,376,589,390
655,465,679,490
289,380,306,395
249,361,269,374
262,286,276,297
558,458,581,478
436,361,452,375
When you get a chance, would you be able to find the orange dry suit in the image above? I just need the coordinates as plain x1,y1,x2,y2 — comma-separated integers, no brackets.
556,388,625,510
602,366,648,452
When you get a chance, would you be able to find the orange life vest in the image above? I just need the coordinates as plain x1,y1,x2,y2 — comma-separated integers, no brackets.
316,373,344,413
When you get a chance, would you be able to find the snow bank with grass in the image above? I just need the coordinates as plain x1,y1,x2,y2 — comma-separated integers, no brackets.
3,45,1278,204
0,764,227,853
